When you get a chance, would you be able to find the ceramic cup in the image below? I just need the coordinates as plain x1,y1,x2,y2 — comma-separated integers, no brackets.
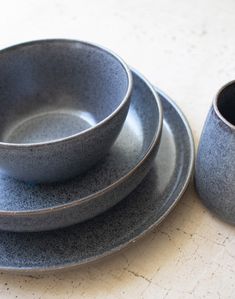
0,39,132,183
195,80,235,224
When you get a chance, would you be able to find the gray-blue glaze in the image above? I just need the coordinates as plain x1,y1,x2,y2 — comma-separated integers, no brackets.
0,88,194,272
0,39,132,183
195,81,235,224
0,70,162,232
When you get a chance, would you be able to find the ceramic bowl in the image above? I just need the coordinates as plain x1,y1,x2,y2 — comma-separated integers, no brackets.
0,39,132,183
0,69,162,232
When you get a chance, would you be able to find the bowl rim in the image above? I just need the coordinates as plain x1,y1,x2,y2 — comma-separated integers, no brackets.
0,68,163,216
0,38,133,148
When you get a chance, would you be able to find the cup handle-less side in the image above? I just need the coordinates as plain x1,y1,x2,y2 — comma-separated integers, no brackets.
195,106,235,224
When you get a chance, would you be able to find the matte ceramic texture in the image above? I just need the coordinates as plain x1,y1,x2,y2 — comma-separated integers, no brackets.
0,70,162,232
0,39,132,183
0,89,194,272
195,80,235,224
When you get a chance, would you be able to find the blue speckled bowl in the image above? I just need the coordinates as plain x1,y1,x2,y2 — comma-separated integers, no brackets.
0,69,162,232
0,39,132,183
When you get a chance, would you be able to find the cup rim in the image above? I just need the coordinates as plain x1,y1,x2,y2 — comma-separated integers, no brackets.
0,39,133,148
213,79,235,130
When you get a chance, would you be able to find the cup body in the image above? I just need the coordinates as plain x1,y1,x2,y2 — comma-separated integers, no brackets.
195,81,235,224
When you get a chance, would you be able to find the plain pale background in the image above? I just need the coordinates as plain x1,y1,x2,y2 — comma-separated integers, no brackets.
0,0,235,298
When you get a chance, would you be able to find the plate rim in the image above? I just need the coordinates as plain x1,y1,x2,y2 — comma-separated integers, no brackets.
0,83,195,273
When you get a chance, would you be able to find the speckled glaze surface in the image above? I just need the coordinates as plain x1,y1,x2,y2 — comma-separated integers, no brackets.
0,89,194,272
0,39,132,183
0,70,162,232
195,81,235,224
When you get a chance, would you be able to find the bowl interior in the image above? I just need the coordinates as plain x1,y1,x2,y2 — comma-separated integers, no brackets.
0,40,129,144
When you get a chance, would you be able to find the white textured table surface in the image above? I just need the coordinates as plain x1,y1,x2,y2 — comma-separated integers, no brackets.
0,0,235,298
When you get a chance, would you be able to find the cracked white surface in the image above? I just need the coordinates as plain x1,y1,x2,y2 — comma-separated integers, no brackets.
0,0,235,298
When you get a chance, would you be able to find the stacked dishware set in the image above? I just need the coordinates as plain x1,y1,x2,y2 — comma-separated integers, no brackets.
0,39,194,272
